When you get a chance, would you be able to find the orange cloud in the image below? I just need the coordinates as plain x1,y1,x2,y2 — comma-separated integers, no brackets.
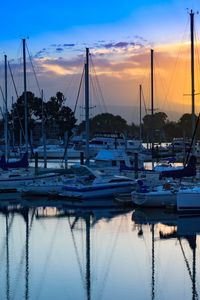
33,40,200,121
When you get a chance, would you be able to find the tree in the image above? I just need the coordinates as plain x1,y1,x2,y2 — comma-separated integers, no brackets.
44,92,77,139
163,121,182,141
143,112,168,142
10,91,42,144
178,113,198,138
10,91,77,144
77,113,128,137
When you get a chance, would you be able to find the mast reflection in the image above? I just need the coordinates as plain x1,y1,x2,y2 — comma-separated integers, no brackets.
132,208,199,300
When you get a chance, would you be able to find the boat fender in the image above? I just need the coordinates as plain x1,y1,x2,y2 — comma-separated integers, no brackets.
163,182,171,190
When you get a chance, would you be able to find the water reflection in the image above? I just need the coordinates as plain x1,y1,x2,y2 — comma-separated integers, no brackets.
0,199,131,300
1,199,200,299
132,208,200,300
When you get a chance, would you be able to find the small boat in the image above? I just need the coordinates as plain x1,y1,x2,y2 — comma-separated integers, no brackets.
58,165,136,200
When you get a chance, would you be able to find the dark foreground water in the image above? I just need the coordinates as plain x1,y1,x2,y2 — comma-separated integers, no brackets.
0,199,199,300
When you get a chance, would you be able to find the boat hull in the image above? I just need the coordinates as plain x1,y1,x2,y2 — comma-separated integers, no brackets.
132,190,177,207
60,182,134,199
177,189,200,211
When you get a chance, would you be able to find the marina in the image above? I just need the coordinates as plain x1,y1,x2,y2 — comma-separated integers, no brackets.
0,1,200,299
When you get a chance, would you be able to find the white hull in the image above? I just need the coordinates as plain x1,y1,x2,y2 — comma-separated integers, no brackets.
36,151,64,159
21,184,63,197
0,172,59,190
60,182,134,199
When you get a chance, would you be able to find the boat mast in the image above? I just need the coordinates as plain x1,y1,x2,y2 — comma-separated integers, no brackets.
151,49,154,163
85,48,90,165
190,10,195,152
139,84,142,142
22,39,28,153
41,89,47,168
4,55,8,160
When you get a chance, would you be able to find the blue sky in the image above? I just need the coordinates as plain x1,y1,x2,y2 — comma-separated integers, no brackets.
1,0,199,51
0,0,200,123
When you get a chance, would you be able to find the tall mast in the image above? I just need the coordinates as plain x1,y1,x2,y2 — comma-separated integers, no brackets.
4,55,8,160
151,49,154,160
23,39,28,153
190,10,195,152
85,48,90,165
139,84,142,142
41,89,47,168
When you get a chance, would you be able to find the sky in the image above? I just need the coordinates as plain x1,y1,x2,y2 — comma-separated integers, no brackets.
0,0,200,124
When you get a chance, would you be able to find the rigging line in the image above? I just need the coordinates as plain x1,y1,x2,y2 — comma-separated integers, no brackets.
0,85,5,105
141,85,148,115
194,30,200,108
89,73,103,116
64,71,81,103
89,61,100,113
90,56,107,112
185,112,200,166
8,61,26,140
90,75,100,116
154,56,168,111
97,217,124,300
67,217,85,285
91,60,107,113
74,66,84,115
60,66,85,164
35,219,61,300
8,62,19,99
26,43,43,99
162,18,190,108
0,85,5,128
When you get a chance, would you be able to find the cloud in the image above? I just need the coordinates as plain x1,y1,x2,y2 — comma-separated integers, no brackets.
63,43,75,47
56,47,64,52
34,48,49,58
106,42,130,48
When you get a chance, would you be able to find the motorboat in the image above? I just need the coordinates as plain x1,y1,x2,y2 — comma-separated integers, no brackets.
58,165,136,199
92,148,144,176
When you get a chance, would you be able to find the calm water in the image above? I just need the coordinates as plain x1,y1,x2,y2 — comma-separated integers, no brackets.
0,199,199,300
